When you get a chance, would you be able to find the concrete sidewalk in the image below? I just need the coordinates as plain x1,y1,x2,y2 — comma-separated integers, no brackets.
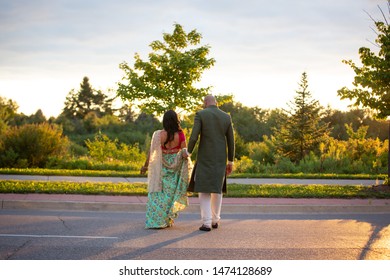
1,193,390,213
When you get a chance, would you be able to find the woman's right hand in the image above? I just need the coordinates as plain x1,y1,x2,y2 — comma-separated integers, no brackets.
182,148,190,158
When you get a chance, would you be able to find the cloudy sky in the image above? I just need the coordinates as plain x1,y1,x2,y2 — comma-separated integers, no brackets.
0,0,387,117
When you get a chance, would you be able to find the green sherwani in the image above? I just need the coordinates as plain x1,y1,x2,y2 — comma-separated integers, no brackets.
187,105,235,193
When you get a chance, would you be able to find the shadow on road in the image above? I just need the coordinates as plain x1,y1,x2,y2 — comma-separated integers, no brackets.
358,221,389,260
118,230,202,260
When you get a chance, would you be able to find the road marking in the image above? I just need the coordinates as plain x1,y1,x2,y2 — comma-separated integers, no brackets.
0,234,118,239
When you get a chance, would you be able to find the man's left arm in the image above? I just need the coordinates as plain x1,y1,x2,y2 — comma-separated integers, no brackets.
226,117,235,162
226,117,235,175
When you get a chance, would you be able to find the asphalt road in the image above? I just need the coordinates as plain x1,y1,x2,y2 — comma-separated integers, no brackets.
0,209,389,260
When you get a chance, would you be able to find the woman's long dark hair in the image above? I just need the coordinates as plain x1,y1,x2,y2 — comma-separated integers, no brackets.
162,110,182,148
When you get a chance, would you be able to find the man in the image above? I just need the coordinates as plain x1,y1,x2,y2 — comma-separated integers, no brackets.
187,95,235,231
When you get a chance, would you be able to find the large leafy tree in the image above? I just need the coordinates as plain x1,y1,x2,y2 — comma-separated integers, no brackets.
338,1,389,184
274,72,330,163
337,1,389,119
117,23,215,115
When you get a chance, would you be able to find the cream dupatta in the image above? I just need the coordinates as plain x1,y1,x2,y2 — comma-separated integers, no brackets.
147,130,192,192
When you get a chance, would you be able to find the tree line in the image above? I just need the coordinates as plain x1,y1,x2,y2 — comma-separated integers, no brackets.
0,72,387,174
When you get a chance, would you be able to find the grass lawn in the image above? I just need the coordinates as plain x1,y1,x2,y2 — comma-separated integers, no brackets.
1,180,389,199
0,168,386,180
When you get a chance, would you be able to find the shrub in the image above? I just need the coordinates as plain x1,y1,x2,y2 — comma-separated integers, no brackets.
45,157,92,170
247,140,275,165
0,123,69,168
45,156,142,171
274,156,298,173
235,156,258,173
297,152,322,173
69,142,89,156
85,132,146,164
85,133,118,162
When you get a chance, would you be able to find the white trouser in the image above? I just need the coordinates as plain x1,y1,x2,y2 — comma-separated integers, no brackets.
198,192,223,227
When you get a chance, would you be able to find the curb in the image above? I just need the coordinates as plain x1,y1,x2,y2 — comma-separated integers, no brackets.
2,200,390,214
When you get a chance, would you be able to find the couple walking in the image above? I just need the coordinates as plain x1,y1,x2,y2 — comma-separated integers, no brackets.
141,95,235,231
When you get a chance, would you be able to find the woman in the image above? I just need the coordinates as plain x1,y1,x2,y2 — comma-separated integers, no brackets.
141,110,192,229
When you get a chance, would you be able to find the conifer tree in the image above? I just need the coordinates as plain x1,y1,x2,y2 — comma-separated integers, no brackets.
62,77,112,119
274,72,330,162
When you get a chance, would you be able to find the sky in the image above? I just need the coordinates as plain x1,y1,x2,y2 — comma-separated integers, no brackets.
0,0,387,118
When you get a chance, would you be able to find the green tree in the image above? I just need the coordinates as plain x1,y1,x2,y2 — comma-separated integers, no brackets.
117,23,215,115
62,77,113,119
274,72,330,163
338,1,389,183
28,109,47,124
0,96,18,133
220,101,269,142
9,109,48,127
321,108,388,140
134,112,161,134
337,2,389,118
118,102,137,123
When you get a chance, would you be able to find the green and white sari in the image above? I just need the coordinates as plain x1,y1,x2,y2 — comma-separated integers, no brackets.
145,130,192,229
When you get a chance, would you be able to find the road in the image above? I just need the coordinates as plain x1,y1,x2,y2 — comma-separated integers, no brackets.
0,209,389,260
